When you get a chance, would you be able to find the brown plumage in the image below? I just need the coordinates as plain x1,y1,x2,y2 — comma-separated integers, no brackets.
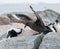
6,6,51,35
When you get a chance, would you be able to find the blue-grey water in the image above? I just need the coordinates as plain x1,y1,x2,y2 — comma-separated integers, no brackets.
0,3,60,14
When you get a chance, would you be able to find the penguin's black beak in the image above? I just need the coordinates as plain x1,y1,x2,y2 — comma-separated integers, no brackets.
24,25,26,28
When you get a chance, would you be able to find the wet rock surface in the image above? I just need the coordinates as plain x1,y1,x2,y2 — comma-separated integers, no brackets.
0,33,44,49
39,32,60,49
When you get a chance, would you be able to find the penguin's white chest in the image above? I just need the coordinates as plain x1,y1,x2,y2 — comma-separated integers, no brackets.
54,23,60,32
55,24,60,32
49,26,56,32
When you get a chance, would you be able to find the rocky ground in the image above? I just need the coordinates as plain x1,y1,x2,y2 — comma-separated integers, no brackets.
0,23,38,40
0,9,60,49
0,30,60,49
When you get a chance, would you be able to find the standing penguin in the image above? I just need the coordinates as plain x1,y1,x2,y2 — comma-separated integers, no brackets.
48,23,57,32
54,20,60,32
44,22,57,35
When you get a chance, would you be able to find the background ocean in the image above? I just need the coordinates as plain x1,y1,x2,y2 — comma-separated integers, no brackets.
0,3,60,14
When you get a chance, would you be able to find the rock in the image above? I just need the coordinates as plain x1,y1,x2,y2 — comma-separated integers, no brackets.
0,9,60,25
0,33,44,49
37,9,60,26
32,33,44,49
39,32,60,49
0,16,10,25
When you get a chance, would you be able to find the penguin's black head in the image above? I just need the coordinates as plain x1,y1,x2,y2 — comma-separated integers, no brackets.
55,20,58,23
